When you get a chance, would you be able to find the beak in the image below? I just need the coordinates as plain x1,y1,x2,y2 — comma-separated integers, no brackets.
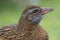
41,7,53,15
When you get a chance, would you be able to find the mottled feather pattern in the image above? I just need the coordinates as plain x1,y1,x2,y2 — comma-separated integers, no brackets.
0,23,48,40
0,5,52,40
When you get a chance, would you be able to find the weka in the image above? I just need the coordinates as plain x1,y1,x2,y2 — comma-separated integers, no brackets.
0,5,53,40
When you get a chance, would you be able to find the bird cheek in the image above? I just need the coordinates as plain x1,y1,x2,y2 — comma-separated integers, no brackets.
27,15,32,21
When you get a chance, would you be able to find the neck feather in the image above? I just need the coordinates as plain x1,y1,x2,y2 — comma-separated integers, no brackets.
17,17,38,31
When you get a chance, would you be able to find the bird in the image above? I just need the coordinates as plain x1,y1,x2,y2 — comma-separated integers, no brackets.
0,5,53,40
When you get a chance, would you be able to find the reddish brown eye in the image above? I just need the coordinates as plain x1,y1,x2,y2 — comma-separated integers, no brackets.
33,10,38,13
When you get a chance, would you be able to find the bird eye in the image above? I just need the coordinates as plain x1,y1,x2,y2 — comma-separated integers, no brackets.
33,10,38,13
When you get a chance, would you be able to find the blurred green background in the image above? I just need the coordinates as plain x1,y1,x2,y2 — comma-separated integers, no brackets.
0,0,60,40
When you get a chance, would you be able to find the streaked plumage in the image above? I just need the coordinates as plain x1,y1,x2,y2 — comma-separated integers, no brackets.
0,5,53,40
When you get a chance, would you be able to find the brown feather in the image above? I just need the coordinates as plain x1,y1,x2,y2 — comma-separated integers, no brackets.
0,5,48,40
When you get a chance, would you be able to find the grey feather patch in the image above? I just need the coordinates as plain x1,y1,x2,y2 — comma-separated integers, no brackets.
30,14,43,24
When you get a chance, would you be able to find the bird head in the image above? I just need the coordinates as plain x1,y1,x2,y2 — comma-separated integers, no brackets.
21,5,53,24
